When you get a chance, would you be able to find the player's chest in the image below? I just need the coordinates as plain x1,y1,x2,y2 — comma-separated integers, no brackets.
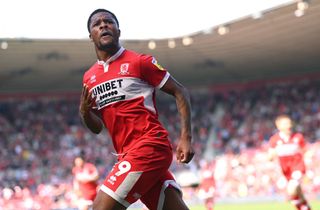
87,63,150,109
276,134,300,145
91,61,139,82
275,137,300,151
88,62,144,94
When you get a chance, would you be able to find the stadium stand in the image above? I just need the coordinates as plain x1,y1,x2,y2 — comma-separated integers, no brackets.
1,1,320,208
0,78,320,209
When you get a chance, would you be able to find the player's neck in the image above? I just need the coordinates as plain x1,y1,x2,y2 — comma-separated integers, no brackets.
279,131,292,140
96,45,121,62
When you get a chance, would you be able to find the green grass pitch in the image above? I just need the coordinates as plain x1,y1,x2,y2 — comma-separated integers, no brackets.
189,201,320,210
129,200,320,210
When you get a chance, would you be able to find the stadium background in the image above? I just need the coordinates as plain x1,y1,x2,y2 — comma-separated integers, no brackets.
1,0,320,209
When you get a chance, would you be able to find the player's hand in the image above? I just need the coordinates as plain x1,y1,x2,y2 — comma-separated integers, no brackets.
79,85,95,117
268,148,276,161
176,137,194,163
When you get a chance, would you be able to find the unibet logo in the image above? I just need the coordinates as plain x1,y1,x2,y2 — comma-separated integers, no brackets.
91,79,125,109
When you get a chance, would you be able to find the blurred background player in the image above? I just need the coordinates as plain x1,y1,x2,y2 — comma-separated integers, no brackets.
72,153,99,210
198,160,215,210
268,115,311,210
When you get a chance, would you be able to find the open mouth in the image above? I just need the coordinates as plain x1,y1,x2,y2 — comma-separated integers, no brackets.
101,31,112,38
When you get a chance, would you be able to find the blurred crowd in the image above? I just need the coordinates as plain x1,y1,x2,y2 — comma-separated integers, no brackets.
0,79,320,209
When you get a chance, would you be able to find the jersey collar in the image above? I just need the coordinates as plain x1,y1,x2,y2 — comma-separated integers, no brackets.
97,47,125,65
279,131,291,142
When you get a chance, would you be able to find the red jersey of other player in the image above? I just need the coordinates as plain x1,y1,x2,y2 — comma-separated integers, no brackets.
198,160,215,210
72,156,99,210
269,131,306,180
269,115,311,210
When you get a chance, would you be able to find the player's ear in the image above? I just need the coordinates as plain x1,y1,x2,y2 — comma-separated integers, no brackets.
118,29,121,37
89,34,93,41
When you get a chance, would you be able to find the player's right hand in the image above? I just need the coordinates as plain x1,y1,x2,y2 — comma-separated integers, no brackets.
79,85,95,117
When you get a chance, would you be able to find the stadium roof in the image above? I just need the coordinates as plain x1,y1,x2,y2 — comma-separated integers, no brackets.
0,0,294,40
1,0,320,93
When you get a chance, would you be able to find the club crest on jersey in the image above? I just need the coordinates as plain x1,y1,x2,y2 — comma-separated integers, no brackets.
119,63,130,75
151,57,165,70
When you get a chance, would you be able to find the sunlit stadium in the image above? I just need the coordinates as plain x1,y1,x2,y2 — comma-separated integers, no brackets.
1,0,320,209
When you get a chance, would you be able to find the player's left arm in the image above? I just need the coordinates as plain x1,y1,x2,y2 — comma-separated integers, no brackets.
87,165,99,182
77,165,99,182
298,133,308,155
161,76,195,164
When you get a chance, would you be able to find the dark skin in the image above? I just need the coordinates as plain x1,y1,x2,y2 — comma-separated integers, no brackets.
89,12,121,61
80,11,194,210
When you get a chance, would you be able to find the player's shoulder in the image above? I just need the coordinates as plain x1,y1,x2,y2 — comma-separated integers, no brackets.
292,132,304,139
128,49,154,61
72,166,80,174
84,162,96,169
84,62,99,79
269,132,280,141
121,49,144,59
119,49,153,65
123,50,160,70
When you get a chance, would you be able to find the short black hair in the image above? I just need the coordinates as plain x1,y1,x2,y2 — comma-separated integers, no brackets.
87,9,119,33
79,150,86,160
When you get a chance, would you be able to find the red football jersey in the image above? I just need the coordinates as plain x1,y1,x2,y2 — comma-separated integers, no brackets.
269,132,305,169
83,47,172,155
200,168,215,190
72,163,98,200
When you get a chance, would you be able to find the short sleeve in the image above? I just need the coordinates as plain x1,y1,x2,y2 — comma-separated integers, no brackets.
83,71,90,87
86,163,96,174
140,55,170,89
296,133,305,148
72,167,76,175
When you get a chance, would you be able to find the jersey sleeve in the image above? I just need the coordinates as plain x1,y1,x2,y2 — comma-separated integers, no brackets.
296,133,306,148
140,54,170,89
83,71,90,87
85,163,97,176
72,167,76,175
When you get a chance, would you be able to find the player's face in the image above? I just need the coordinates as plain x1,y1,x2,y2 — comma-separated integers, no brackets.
89,12,120,51
276,117,292,133
74,157,84,167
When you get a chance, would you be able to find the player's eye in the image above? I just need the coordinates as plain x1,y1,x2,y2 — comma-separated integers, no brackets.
104,19,114,25
91,20,101,28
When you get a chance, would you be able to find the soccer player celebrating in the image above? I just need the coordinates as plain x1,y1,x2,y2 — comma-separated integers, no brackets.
72,155,99,210
79,8,194,210
269,115,311,210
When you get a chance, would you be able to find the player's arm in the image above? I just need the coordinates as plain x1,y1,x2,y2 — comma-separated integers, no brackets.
161,76,194,164
268,148,277,161
85,165,99,182
76,170,99,182
268,136,277,161
79,85,103,134
73,179,82,197
298,133,309,158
